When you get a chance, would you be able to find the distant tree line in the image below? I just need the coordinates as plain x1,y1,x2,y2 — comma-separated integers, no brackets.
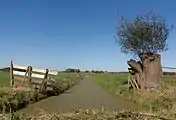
91,70,106,73
0,67,175,76
0,67,10,72
83,70,108,73
65,68,80,73
163,72,176,75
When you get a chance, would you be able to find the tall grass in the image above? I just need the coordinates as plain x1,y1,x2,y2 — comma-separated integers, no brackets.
0,90,42,113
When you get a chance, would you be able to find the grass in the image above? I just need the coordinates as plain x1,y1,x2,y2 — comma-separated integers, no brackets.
0,71,84,87
1,71,175,119
0,72,10,87
0,72,84,114
92,73,176,119
92,73,176,94
163,75,176,86
53,73,84,82
0,109,171,120
92,73,129,94
0,90,44,113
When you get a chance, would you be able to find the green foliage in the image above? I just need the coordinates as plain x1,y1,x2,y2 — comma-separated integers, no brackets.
116,11,172,55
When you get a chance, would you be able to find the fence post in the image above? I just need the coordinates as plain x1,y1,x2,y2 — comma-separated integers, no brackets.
21,66,29,86
10,61,14,87
44,69,49,79
44,69,49,90
27,66,32,88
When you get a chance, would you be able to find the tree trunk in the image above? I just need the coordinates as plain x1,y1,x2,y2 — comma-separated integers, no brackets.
128,53,163,91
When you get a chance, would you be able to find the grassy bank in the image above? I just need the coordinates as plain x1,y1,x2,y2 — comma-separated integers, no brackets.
92,73,176,119
0,109,171,120
0,72,84,113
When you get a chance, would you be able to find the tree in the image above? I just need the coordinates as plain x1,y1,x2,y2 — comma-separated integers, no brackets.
116,11,172,90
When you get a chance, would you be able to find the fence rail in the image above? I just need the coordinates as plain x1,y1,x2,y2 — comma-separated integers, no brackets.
162,66,176,73
163,67,176,69
9,61,58,91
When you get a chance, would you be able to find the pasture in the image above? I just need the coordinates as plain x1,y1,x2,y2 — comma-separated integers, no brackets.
92,73,176,118
92,73,176,91
0,72,10,87
0,71,83,87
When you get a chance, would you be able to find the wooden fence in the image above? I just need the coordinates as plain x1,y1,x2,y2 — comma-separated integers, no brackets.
128,66,176,90
10,61,58,91
163,67,176,73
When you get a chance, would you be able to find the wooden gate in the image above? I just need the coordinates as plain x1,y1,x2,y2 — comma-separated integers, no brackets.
10,61,58,91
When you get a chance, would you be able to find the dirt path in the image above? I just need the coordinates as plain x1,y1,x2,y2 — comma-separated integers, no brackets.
20,77,139,116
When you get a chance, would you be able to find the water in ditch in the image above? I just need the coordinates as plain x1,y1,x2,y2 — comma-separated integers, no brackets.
19,78,140,117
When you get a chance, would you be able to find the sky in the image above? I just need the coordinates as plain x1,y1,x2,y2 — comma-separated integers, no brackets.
0,0,176,72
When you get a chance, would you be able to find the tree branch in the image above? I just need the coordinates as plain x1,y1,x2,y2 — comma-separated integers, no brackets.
127,59,143,73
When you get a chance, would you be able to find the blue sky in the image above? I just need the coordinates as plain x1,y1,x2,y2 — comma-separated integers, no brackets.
0,0,176,72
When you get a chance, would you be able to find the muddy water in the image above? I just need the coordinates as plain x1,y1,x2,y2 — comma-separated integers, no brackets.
20,77,139,117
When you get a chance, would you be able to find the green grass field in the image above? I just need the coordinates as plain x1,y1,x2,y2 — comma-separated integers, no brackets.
92,73,128,94
92,73,176,118
163,75,176,86
92,73,176,88
92,73,176,99
0,71,84,87
1,71,175,87
0,71,10,87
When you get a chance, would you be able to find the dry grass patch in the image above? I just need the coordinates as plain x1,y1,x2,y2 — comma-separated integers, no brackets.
0,109,173,120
